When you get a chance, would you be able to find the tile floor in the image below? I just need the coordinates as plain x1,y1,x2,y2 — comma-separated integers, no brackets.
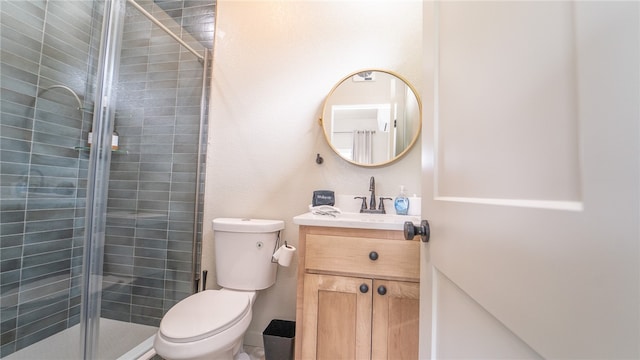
150,345,265,360
244,345,266,360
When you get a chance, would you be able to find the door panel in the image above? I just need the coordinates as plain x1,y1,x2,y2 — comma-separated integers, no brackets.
301,274,372,360
421,2,639,359
372,280,419,360
436,1,581,204
433,269,541,359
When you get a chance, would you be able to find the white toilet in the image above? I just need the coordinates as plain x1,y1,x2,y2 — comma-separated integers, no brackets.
154,218,285,360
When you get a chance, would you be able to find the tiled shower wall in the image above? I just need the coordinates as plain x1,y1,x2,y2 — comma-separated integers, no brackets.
0,0,214,356
1,1,98,356
100,0,213,326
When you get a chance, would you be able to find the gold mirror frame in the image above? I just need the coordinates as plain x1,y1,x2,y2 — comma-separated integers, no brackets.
320,69,422,167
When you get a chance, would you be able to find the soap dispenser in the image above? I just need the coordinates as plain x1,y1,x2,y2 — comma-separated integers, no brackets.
394,185,409,215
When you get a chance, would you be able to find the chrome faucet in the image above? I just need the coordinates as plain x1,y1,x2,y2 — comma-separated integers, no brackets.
354,176,390,214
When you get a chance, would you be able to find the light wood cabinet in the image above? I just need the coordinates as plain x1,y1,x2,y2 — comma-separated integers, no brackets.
295,226,420,360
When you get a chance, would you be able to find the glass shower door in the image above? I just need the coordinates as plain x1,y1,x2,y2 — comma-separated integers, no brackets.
84,0,211,358
1,0,211,358
1,0,105,357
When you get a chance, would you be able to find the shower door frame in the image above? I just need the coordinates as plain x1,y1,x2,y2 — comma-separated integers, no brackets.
80,0,126,358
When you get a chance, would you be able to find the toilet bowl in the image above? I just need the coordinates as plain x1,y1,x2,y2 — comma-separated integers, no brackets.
154,289,256,360
154,218,285,360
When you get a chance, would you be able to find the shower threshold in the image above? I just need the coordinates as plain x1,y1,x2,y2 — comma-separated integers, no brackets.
4,318,157,360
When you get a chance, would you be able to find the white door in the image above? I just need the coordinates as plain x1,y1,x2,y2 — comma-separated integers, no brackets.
420,2,639,359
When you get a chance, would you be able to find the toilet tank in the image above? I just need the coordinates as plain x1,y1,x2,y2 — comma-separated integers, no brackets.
212,218,284,290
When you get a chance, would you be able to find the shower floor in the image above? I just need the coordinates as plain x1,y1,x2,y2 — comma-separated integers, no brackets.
4,318,157,360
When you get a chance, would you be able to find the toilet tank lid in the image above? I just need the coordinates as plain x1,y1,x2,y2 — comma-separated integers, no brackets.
212,218,284,233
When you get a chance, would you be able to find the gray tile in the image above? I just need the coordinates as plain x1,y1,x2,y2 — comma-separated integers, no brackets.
134,247,167,260
17,298,69,327
100,300,131,314
102,263,134,276
31,154,79,168
136,228,168,240
0,27,44,57
133,276,165,289
107,199,137,210
0,138,31,153
23,229,73,245
138,172,171,182
31,131,80,149
139,162,172,172
24,219,74,233
108,189,138,200
105,235,135,247
120,63,148,75
104,244,134,257
101,290,131,305
131,284,164,298
22,239,70,257
15,320,67,351
163,279,192,294
172,144,197,154
1,64,39,89
167,220,193,232
109,171,140,181
166,249,191,262
136,219,168,230
135,238,168,250
25,208,75,222
131,294,164,308
32,143,81,159
130,314,160,327
167,209,195,221
25,198,77,210
0,258,22,273
22,250,72,269
130,304,164,319
1,125,34,142
171,172,196,183
139,181,170,192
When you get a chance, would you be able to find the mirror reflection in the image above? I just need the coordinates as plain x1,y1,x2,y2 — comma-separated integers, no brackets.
321,70,421,167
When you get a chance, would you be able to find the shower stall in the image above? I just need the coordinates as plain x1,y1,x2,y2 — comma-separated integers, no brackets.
0,0,214,358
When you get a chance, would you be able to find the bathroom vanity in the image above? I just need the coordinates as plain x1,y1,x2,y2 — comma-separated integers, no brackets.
293,214,420,360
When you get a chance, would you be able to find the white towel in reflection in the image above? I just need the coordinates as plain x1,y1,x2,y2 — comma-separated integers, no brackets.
352,130,373,164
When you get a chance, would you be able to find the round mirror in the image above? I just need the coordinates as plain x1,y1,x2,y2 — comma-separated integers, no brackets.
320,69,422,167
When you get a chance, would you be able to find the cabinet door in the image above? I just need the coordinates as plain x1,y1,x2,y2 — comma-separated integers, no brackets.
372,280,420,360
302,273,372,360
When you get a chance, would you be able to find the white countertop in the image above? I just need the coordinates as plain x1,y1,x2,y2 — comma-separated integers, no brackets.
293,211,421,231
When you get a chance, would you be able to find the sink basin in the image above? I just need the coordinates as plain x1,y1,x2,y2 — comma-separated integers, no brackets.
293,212,420,231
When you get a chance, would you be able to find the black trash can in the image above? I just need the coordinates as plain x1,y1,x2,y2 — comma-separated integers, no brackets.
263,319,295,360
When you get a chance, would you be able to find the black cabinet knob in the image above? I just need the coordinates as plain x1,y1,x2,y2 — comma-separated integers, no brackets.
377,285,387,296
359,284,369,293
369,251,379,261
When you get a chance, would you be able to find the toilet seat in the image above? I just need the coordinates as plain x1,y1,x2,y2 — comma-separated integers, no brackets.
159,290,250,343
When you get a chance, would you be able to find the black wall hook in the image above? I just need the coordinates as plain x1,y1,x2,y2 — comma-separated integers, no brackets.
316,153,324,164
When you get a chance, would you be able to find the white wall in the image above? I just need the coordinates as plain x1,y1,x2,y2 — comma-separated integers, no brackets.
202,0,423,346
